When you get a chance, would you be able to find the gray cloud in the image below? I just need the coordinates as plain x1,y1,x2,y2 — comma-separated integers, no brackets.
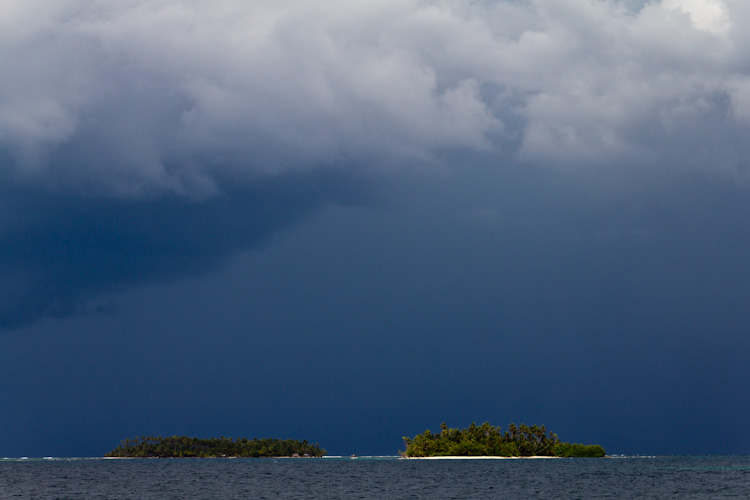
3,0,750,327
3,0,750,195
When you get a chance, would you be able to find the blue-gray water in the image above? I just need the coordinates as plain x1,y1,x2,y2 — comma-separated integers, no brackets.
1,456,749,499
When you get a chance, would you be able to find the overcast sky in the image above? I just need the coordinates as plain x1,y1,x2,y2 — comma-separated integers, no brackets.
2,0,750,457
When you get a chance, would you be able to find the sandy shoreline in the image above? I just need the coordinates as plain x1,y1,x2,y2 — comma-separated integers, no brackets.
401,456,559,460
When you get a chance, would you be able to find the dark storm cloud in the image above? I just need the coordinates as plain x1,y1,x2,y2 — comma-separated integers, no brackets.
0,170,370,328
3,0,750,327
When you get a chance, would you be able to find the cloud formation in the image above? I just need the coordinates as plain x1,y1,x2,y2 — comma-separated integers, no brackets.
3,0,750,327
3,0,750,194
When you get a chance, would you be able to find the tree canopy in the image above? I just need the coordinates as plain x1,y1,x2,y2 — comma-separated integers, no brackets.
401,422,605,458
105,435,326,458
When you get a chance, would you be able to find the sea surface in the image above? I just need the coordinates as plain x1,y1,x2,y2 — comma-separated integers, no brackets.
1,455,749,499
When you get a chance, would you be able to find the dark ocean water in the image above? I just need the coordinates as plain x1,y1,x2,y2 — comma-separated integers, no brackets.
1,456,749,499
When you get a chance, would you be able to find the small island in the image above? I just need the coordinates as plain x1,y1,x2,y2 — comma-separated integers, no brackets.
105,435,326,458
401,422,606,458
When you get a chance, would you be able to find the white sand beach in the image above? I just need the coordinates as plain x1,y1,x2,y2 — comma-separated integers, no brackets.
401,456,559,460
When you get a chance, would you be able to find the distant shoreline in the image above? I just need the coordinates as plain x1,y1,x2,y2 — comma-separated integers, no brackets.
102,456,320,459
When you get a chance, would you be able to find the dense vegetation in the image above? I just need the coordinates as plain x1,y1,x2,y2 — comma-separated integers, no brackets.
402,422,605,458
105,435,326,458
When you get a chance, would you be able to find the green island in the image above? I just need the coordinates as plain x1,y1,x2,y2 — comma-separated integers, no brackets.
105,435,326,458
401,422,606,458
